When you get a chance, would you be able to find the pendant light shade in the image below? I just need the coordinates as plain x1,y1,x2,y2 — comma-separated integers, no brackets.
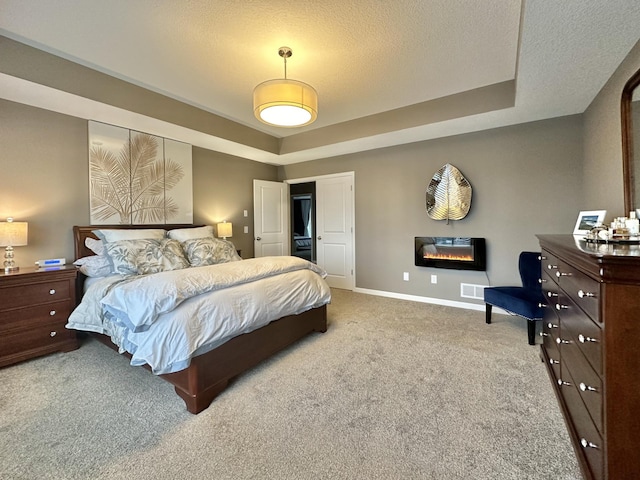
253,47,318,128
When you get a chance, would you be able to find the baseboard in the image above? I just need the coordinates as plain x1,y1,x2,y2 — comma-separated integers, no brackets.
352,287,509,315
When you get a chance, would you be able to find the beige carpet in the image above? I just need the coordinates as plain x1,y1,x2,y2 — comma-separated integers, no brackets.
0,289,582,479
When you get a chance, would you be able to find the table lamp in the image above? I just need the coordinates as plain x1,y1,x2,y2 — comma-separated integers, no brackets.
217,221,233,240
0,217,28,273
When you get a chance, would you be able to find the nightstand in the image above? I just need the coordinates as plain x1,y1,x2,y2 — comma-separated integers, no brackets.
0,266,78,368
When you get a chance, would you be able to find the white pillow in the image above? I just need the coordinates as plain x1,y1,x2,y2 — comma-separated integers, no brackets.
85,237,105,256
93,228,166,243
167,225,214,242
73,254,112,277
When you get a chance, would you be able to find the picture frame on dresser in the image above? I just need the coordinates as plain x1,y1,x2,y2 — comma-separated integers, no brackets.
573,210,606,235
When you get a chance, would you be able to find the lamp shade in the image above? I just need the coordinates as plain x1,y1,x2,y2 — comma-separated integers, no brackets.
217,222,233,239
253,79,318,127
0,219,28,247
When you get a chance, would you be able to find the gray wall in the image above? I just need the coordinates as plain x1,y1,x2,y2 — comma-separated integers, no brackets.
0,98,278,266
583,39,640,216
280,116,583,303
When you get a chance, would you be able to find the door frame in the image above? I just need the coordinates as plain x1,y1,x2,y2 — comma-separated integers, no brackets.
286,171,355,290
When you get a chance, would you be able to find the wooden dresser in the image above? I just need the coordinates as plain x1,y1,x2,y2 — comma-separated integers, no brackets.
0,266,78,368
537,235,640,479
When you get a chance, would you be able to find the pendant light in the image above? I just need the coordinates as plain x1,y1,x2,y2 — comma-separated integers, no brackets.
253,47,318,128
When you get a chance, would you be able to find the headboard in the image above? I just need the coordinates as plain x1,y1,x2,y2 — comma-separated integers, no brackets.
73,224,198,260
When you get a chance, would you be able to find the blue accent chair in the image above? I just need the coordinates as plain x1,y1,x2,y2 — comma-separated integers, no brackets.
484,251,545,345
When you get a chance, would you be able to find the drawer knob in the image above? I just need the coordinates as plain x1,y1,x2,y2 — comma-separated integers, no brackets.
49,289,56,295
547,264,558,270
557,379,571,387
579,382,598,393
580,438,599,449
578,334,598,344
539,255,547,261
539,278,547,284
556,338,571,345
555,304,568,310
540,332,549,337
547,322,559,329
50,331,57,337
49,310,56,316
538,302,547,308
556,271,571,278
547,291,558,298
549,358,559,365
577,289,596,298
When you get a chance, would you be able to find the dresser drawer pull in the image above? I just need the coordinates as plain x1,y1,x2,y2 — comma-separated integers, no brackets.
549,358,559,365
580,438,599,449
579,382,598,393
547,291,558,298
547,322,559,329
49,310,56,316
555,304,568,310
577,289,596,299
578,334,598,344
539,255,547,261
547,264,558,270
50,331,57,337
556,338,571,345
540,332,549,337
49,289,56,295
557,379,571,387
538,302,547,308
556,271,571,278
539,278,547,284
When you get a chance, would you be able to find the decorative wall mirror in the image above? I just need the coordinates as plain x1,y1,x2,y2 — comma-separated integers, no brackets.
622,66,640,214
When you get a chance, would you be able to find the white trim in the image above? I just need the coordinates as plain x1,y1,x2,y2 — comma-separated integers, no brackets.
353,287,509,314
285,171,355,184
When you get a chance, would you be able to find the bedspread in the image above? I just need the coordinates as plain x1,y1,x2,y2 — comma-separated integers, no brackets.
67,256,331,374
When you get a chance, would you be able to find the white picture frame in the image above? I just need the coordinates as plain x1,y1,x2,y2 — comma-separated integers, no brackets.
573,210,606,235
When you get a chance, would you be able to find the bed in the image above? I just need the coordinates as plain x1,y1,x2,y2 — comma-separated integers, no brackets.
69,225,330,414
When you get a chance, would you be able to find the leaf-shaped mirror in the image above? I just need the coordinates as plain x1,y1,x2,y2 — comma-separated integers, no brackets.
426,164,472,222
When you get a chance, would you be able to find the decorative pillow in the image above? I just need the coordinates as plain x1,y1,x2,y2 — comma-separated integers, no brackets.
93,228,166,243
167,225,214,242
73,254,112,277
104,238,190,275
85,237,105,256
182,237,242,267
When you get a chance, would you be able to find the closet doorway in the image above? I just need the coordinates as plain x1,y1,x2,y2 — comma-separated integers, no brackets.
290,182,315,262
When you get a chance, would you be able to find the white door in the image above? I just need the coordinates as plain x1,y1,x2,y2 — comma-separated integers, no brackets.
316,174,354,290
253,180,289,257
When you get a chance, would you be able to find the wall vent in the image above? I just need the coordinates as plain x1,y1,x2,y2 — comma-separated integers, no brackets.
460,283,486,300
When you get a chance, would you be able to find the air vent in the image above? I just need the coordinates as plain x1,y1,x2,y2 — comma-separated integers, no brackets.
460,283,486,300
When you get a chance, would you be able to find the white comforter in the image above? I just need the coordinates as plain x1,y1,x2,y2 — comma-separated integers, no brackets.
67,256,331,374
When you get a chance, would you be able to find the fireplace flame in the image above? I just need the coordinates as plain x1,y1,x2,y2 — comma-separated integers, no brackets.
423,253,473,262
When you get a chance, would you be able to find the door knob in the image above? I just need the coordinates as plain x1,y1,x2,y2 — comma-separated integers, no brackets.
317,236,322,240
256,237,261,241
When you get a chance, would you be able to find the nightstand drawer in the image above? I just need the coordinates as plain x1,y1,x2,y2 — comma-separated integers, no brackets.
0,280,72,309
0,321,76,359
0,300,73,333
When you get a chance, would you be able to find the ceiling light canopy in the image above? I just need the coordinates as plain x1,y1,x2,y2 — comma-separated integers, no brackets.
253,47,318,128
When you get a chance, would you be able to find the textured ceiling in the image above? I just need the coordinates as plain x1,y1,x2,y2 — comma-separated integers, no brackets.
0,0,639,165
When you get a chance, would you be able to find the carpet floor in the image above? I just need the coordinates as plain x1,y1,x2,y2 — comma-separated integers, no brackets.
0,289,582,479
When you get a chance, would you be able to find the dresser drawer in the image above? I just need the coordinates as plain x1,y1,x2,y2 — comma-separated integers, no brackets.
0,280,72,310
541,270,560,303
562,341,603,435
559,292,602,376
0,321,76,358
0,300,72,333
558,367,604,480
557,264,600,323
541,250,561,286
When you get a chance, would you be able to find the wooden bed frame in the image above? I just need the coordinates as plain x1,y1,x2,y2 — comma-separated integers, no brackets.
73,225,328,414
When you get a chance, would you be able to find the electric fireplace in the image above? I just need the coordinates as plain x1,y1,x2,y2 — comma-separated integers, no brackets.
414,237,486,271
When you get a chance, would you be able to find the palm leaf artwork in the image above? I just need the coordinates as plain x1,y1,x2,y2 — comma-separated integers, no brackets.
90,132,185,224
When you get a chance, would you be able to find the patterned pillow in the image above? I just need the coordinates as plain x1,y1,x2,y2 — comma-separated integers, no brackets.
182,237,242,267
104,238,190,275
